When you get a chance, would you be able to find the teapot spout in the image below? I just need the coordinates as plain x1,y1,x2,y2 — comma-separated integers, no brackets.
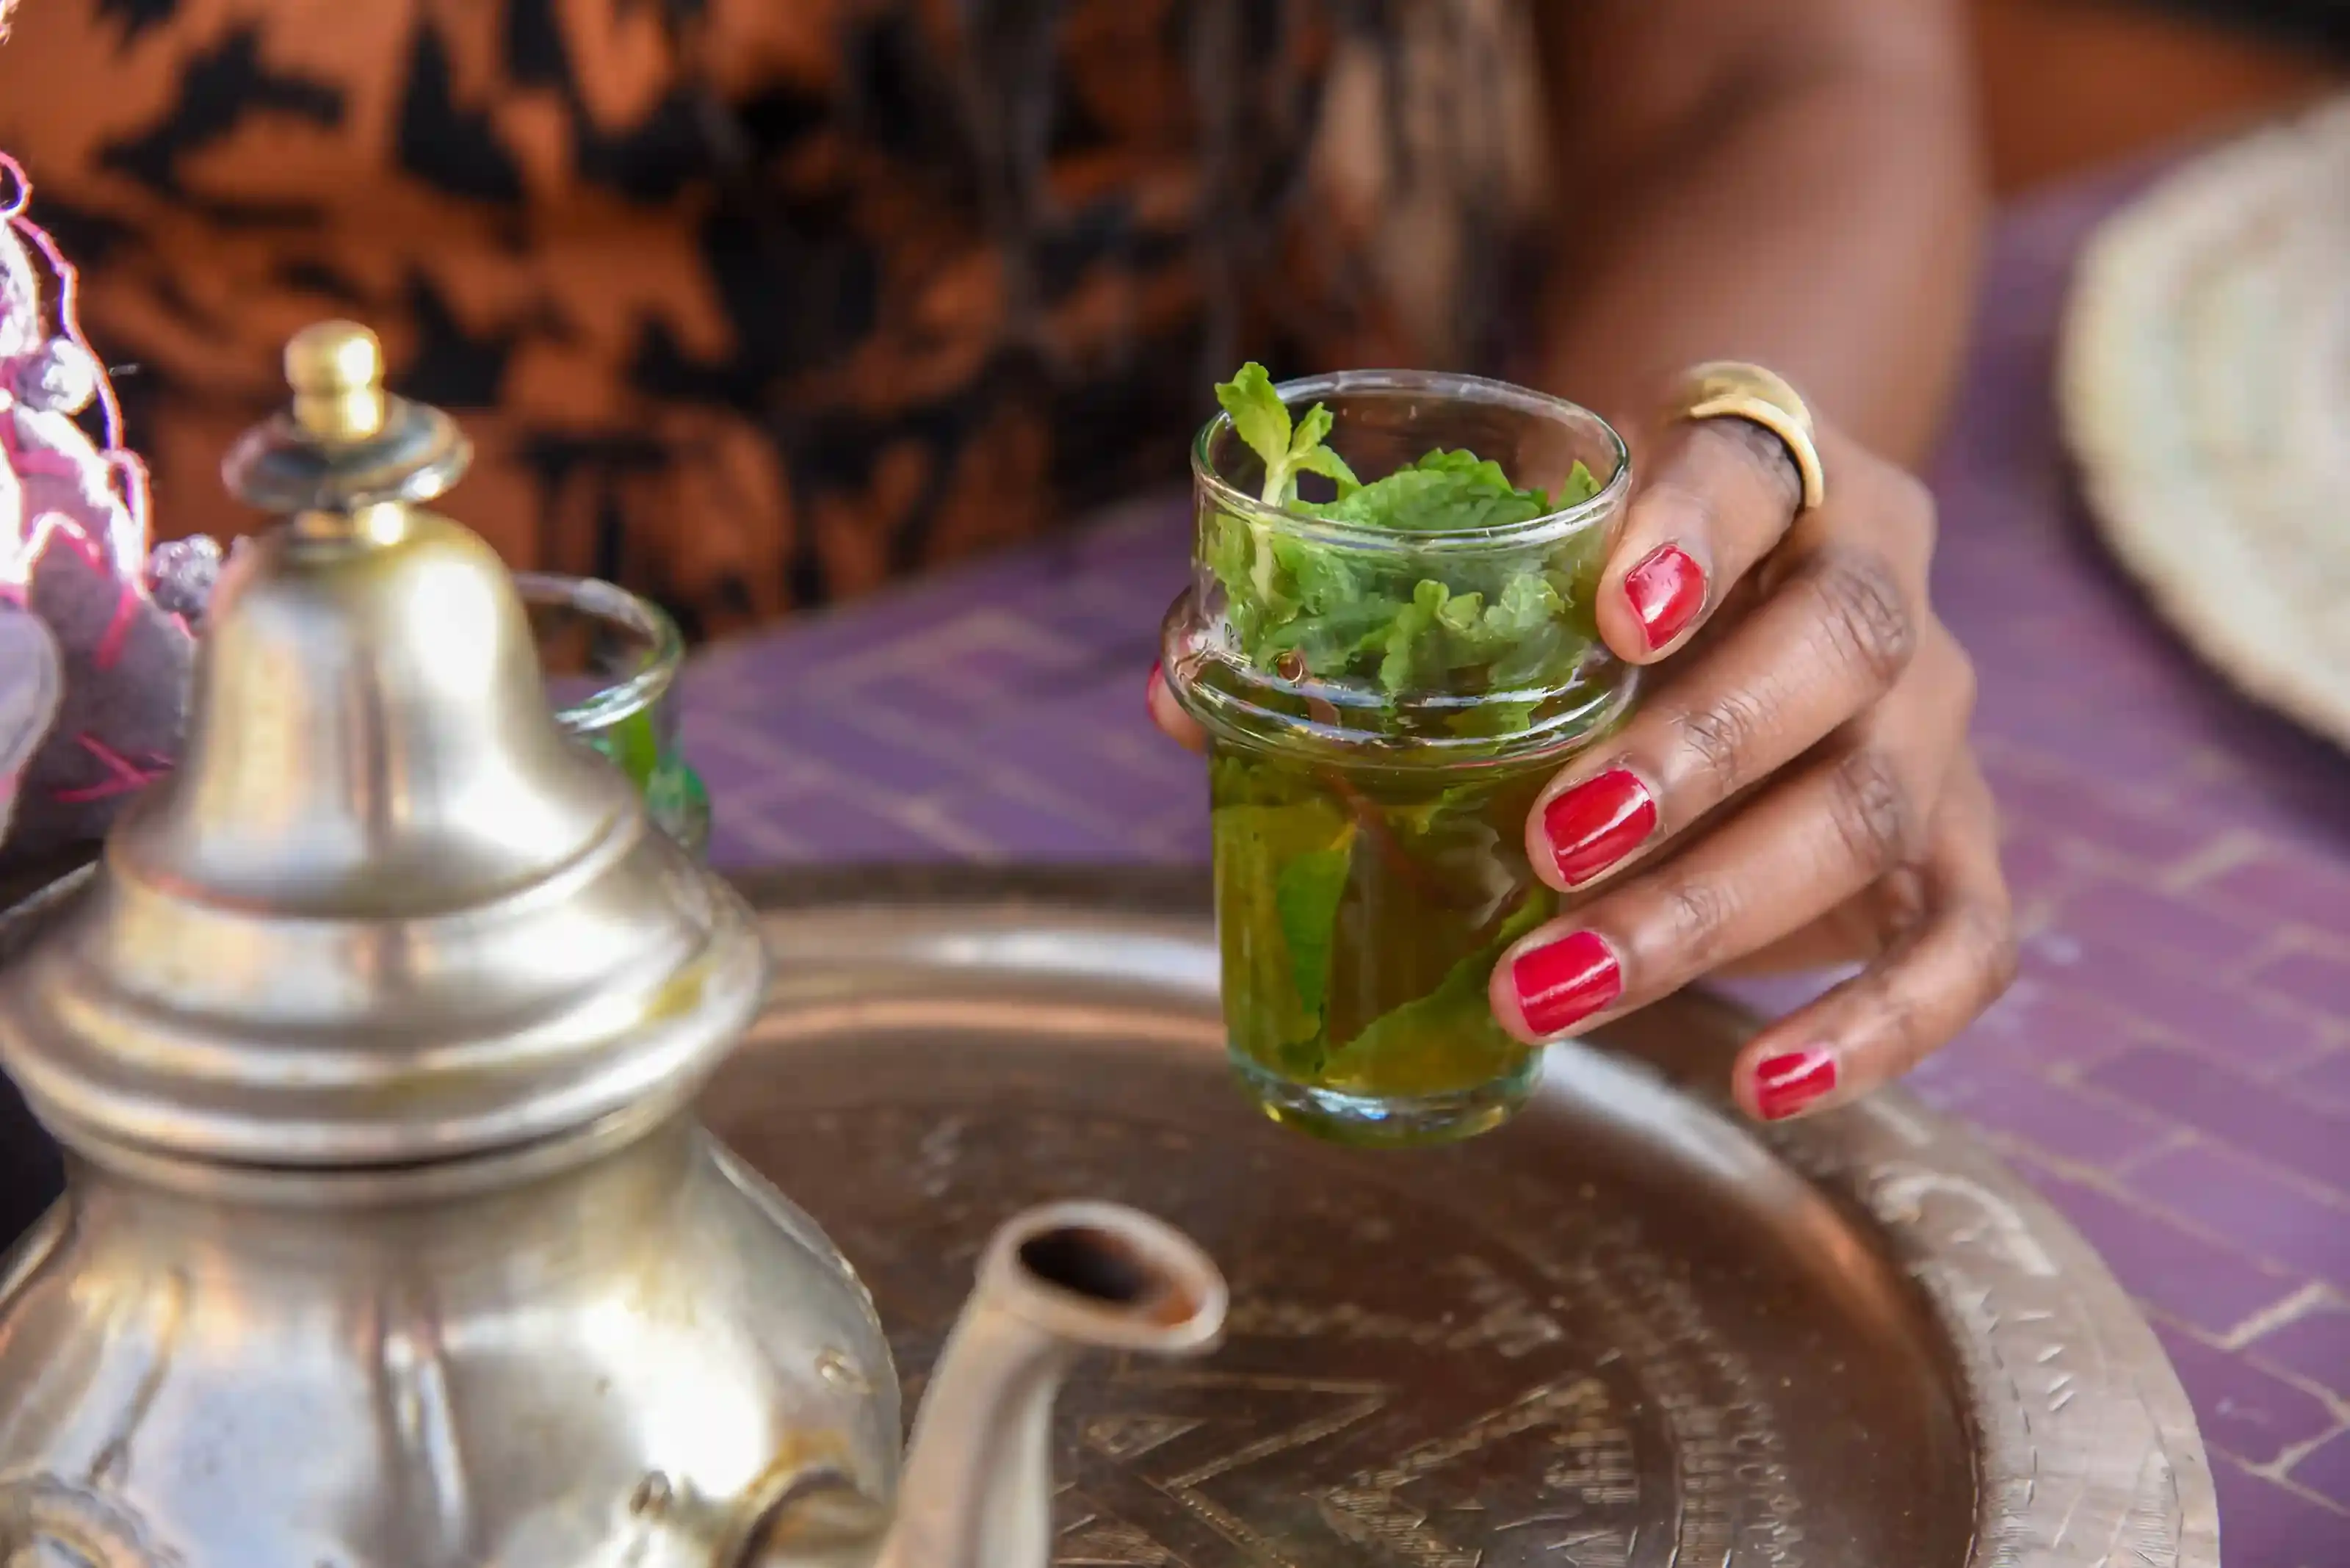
878,1202,1226,1568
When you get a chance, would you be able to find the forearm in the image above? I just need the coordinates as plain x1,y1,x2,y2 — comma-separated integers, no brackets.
1537,4,1986,466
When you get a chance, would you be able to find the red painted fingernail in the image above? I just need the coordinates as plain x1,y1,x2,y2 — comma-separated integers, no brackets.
1624,543,1705,650
1509,931,1622,1037
1541,767,1657,886
1145,660,1163,712
1752,1048,1838,1120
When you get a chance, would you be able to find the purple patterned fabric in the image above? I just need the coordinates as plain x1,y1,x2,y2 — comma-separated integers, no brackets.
4,527,189,855
0,601,59,845
684,167,2350,1560
0,154,192,873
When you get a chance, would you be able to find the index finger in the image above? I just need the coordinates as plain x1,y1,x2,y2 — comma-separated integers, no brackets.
1597,416,1807,663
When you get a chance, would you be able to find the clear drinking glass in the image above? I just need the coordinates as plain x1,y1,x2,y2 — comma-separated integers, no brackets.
518,572,711,860
1162,370,1637,1146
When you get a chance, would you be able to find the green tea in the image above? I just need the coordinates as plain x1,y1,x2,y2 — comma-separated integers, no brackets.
1213,744,1558,1142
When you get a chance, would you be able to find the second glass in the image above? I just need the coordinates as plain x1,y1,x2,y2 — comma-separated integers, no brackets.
1163,370,1637,1146
518,572,711,861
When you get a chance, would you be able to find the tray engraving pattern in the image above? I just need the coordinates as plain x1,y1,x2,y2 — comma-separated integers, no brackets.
695,880,2216,1568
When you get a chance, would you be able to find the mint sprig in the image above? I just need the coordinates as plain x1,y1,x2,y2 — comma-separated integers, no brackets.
1207,363,1605,720
1217,362,1362,507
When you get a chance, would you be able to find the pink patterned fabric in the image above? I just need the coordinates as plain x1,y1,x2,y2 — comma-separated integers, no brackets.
0,153,192,870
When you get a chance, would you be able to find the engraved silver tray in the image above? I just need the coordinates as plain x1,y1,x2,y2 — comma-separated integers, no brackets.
0,863,2219,1567
709,867,2218,1568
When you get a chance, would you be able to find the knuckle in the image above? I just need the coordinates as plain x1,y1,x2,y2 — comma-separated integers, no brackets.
1648,475,1721,532
1873,864,1932,933
1668,687,1771,801
1713,419,1804,513
1877,991,1934,1078
1650,872,1740,975
1840,963,1931,1082
1801,546,1916,690
1843,886,2019,1087
1965,898,2022,1003
1826,744,1925,873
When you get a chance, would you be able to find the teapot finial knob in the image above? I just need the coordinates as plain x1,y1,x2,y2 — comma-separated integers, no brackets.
221,317,469,520
283,319,387,442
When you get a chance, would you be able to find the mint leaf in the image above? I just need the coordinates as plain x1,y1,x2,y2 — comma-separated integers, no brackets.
1214,789,1355,1047
1435,590,1485,635
1290,443,1362,496
1378,579,1452,693
1483,571,1564,640
1300,449,1552,533
1290,402,1334,458
585,707,664,790
1556,458,1602,507
1262,596,1407,676
1326,885,1555,1069
1276,828,1355,1023
1406,448,1521,490
1359,568,1580,703
1216,362,1292,485
1268,532,1369,612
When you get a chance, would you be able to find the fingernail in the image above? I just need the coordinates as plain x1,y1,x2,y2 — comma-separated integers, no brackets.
1509,931,1622,1037
1145,660,1163,712
1541,767,1657,886
1752,1048,1838,1120
1624,543,1705,650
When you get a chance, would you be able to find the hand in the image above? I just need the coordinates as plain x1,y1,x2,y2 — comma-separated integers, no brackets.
1149,411,2017,1123
1491,411,2014,1120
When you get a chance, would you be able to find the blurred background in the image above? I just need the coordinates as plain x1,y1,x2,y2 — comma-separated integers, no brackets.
1972,0,2343,190
1,1,2348,1564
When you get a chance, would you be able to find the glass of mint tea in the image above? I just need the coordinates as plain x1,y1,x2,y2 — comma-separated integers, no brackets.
1163,366,1638,1147
518,571,712,861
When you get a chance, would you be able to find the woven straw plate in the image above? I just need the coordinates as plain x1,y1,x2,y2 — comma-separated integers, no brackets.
2058,96,2350,750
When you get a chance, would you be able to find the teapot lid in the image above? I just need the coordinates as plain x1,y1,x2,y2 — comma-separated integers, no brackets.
0,322,768,1176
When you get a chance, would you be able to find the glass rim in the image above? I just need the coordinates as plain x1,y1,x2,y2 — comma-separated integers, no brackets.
513,571,684,734
1189,368,1633,551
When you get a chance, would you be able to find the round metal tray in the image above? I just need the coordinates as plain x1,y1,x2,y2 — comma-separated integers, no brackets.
709,867,2217,1568
0,862,2218,1567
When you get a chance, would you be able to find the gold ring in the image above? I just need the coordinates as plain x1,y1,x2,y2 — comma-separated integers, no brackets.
1674,361,1826,511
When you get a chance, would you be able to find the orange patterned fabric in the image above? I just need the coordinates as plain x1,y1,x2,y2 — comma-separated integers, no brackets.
0,1,1544,639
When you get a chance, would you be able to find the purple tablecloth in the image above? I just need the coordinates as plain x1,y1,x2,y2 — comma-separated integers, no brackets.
683,170,2350,1564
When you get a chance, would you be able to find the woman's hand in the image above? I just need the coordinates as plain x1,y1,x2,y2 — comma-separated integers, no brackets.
1147,408,2017,1123
1485,411,2014,1121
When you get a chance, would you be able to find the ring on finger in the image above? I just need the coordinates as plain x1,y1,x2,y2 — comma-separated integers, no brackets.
1674,361,1826,512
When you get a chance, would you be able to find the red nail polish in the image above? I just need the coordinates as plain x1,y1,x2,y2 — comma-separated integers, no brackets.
1541,768,1657,886
1624,544,1705,650
1753,1048,1838,1120
1510,931,1622,1037
1145,660,1163,711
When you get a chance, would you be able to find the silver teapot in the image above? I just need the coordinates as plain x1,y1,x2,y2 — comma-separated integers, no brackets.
0,324,1227,1568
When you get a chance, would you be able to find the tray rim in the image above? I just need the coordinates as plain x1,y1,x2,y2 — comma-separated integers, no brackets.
732,862,2219,1568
